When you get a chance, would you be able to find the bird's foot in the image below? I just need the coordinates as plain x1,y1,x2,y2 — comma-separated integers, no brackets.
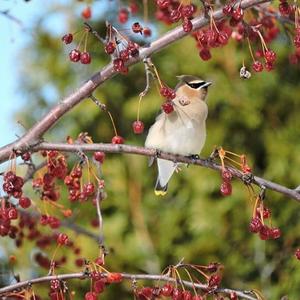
155,149,162,158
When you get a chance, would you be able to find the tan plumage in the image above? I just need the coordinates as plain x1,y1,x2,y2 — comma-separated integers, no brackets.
145,75,211,196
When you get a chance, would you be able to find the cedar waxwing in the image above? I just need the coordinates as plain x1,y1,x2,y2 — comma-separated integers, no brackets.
145,75,211,196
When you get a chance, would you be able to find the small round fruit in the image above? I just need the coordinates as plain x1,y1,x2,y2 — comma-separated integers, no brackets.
132,120,144,134
80,52,91,64
93,151,105,163
220,181,232,196
81,6,92,19
161,102,174,114
112,135,125,144
19,196,31,209
69,49,81,62
62,33,73,44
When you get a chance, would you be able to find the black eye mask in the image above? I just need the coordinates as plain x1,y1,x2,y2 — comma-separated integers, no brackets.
185,81,207,89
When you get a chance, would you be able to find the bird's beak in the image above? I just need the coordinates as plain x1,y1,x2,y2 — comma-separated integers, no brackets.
202,81,212,88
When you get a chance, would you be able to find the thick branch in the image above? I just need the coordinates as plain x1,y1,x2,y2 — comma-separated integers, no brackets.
28,142,300,202
0,271,257,300
0,0,269,164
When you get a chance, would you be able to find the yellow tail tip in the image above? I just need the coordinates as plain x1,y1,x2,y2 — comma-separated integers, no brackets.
154,190,167,196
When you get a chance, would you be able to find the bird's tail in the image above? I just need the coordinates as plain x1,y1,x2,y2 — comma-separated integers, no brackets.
154,159,177,196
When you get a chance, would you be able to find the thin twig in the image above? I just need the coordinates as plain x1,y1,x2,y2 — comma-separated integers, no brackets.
25,142,300,202
0,271,258,300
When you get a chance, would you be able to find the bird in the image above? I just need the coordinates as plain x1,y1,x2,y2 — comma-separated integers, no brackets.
145,75,211,196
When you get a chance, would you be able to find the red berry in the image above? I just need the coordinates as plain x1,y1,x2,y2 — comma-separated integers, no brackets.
80,52,91,64
172,288,183,300
279,1,291,15
94,279,105,294
143,27,152,37
105,42,116,55
156,0,171,9
220,181,232,196
217,31,229,45
259,225,271,240
57,233,69,245
199,48,211,61
270,227,281,239
85,291,98,300
8,207,18,220
118,8,129,24
182,290,192,300
161,101,174,114
252,61,263,72
129,2,139,14
132,22,143,34
294,34,300,48
112,135,125,144
264,49,276,63
170,9,181,23
132,120,144,134
223,4,233,16
93,152,105,163
19,196,31,209
84,182,95,196
21,152,31,161
81,6,92,19
295,248,300,260
119,49,130,61
229,292,238,300
106,272,123,283
62,33,73,44
161,284,173,296
249,217,263,233
113,58,125,72
182,17,193,32
221,169,232,182
232,7,244,21
160,86,176,100
50,279,60,290
181,4,195,18
208,274,221,288
69,49,81,62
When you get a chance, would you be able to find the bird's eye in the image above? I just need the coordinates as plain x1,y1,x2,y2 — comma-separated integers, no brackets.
186,81,206,89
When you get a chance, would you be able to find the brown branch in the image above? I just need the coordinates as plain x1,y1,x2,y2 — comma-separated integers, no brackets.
26,142,300,202
0,0,270,165
0,271,257,300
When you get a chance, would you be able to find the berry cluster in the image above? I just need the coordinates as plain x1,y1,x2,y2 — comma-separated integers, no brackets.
155,0,196,32
110,41,139,74
220,169,233,196
62,27,92,64
3,171,24,198
83,271,123,300
160,85,176,114
193,20,231,61
33,151,67,203
249,205,281,240
64,165,95,202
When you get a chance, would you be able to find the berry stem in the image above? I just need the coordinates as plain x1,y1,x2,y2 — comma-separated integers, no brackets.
255,29,268,54
136,95,143,121
247,37,255,62
84,31,89,52
107,110,119,137
182,267,198,296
